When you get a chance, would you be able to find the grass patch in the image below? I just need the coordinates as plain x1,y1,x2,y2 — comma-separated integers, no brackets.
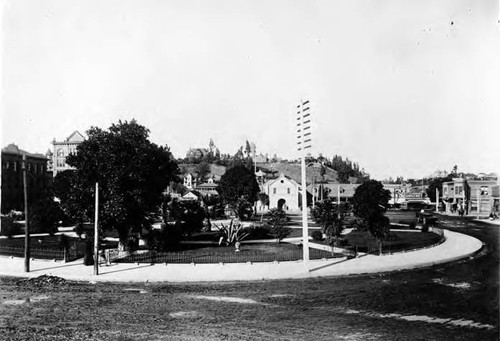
0,235,86,261
345,230,443,254
116,242,336,264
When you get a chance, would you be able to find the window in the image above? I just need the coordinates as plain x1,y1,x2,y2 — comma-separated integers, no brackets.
273,188,276,194
480,186,489,196
57,149,64,157
13,162,17,171
287,188,290,194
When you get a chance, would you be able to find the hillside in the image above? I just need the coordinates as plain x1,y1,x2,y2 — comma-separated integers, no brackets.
257,162,340,185
179,163,227,179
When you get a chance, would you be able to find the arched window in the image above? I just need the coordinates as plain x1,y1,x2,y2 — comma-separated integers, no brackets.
57,149,64,157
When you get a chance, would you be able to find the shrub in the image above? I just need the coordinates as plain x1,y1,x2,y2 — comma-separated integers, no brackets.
311,230,323,241
145,223,182,252
214,219,250,246
333,237,350,247
270,225,292,242
344,216,368,231
421,224,429,233
0,216,22,238
408,222,417,229
265,209,292,242
385,232,398,241
243,224,271,240
236,199,254,221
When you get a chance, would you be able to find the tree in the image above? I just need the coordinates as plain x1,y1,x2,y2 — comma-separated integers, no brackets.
266,208,292,242
217,165,260,209
62,119,179,241
209,138,216,154
196,161,211,182
257,192,270,207
245,140,252,158
166,198,205,236
311,199,349,253
426,176,453,203
352,180,391,241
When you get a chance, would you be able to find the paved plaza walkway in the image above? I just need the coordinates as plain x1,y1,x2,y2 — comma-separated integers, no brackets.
0,229,483,283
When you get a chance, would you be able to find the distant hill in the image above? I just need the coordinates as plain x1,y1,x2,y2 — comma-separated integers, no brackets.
177,161,360,185
257,162,340,185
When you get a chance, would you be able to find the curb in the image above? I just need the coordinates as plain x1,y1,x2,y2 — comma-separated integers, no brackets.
0,230,484,283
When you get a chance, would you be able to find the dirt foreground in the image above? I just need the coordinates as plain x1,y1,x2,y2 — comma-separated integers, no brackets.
0,267,497,341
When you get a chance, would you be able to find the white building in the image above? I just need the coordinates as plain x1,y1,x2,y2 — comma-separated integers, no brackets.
263,173,300,211
50,131,85,176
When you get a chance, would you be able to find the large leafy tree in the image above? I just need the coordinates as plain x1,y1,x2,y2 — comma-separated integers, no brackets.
217,165,259,208
352,180,391,240
60,120,178,240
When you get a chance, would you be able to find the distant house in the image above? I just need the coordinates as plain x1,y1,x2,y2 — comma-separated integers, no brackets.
195,177,219,197
51,131,85,176
320,183,360,202
186,148,209,161
182,190,202,201
183,173,196,190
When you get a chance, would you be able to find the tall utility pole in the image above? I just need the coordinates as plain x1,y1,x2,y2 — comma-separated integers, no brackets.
94,182,99,276
22,155,30,273
296,99,311,269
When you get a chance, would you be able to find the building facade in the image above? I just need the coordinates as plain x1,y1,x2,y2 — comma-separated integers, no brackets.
442,178,499,216
263,174,300,211
51,131,85,176
1,144,49,213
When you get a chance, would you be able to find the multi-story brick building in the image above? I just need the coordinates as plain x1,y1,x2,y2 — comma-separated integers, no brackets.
1,144,49,213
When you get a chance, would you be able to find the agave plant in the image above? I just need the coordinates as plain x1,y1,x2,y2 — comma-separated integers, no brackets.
214,219,250,246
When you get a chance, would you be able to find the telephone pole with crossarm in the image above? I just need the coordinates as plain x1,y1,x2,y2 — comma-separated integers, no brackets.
296,100,312,270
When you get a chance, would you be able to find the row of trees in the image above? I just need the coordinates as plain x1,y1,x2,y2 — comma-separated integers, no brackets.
49,120,267,250
311,180,391,253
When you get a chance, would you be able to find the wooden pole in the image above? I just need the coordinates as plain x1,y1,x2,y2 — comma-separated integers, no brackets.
476,188,480,219
337,185,341,219
94,182,99,276
312,177,315,209
22,155,30,273
436,188,439,212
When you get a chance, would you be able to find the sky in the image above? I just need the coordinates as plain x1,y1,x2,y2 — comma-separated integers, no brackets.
1,0,499,180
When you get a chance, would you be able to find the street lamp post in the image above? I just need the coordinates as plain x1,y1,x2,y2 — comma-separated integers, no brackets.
296,99,312,270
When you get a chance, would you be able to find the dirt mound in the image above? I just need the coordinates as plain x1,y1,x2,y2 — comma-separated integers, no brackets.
17,275,67,287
